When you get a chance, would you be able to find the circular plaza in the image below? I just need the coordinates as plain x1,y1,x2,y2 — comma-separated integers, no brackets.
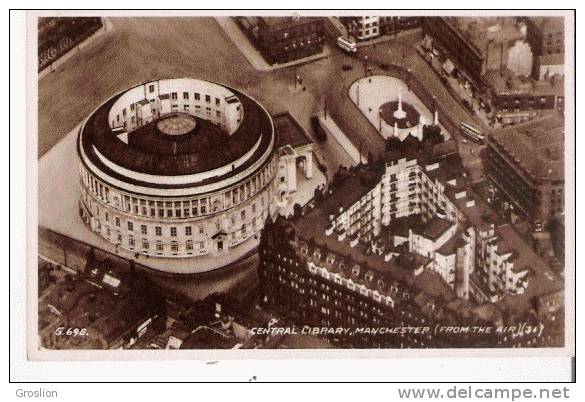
349,75,450,141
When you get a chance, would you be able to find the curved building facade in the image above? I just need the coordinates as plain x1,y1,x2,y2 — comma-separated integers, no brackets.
77,78,280,268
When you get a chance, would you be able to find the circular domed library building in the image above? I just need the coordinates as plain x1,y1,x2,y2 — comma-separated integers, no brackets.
77,78,280,267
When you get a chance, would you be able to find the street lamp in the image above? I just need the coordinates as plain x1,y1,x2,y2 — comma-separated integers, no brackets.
364,55,369,76
379,108,383,132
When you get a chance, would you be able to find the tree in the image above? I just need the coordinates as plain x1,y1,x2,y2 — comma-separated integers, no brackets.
385,136,402,151
422,124,443,145
293,203,302,217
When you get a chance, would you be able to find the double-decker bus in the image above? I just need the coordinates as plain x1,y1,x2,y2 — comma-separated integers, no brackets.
460,122,486,144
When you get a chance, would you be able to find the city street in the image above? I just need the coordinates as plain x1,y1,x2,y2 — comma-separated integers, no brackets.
39,19,485,173
37,17,492,297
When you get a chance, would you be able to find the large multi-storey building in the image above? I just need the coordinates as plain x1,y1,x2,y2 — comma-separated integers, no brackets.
482,114,564,228
77,78,287,271
525,17,564,58
422,17,565,123
483,69,564,124
259,144,557,347
235,16,325,65
339,16,420,41
524,17,564,81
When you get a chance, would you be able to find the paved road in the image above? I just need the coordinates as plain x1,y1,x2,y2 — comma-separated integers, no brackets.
39,19,484,168
38,17,260,157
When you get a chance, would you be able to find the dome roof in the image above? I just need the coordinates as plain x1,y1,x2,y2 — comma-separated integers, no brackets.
78,79,276,190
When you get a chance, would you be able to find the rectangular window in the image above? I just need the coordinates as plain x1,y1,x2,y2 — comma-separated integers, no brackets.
115,217,120,227
158,208,164,217
241,210,246,220
171,241,179,253
186,240,193,251
142,239,149,249
127,221,133,231
183,92,189,100
199,226,204,234
170,227,177,237
141,225,147,235
130,103,135,111
156,241,163,253
155,226,162,236
194,92,200,100
215,98,220,106
205,94,211,103
129,235,135,247
185,226,192,236
171,92,178,100
216,110,221,117
149,84,155,93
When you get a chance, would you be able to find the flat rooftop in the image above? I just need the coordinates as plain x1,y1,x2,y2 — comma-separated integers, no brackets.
489,114,564,181
483,68,564,97
258,16,322,29
273,112,313,149
322,167,382,217
444,17,523,58
415,216,454,241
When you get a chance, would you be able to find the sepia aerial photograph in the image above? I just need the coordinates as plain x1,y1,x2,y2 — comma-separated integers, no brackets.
33,11,572,353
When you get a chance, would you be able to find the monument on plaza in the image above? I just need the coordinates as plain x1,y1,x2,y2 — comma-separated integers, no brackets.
393,87,407,120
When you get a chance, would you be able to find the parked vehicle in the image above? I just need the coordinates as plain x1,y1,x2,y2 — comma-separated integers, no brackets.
311,115,327,142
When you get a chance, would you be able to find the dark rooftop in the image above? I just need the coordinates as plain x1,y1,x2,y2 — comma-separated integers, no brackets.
322,167,381,217
273,112,313,149
79,82,274,180
180,326,238,349
488,114,564,181
258,16,323,29
436,232,467,256
483,68,564,97
414,216,454,241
